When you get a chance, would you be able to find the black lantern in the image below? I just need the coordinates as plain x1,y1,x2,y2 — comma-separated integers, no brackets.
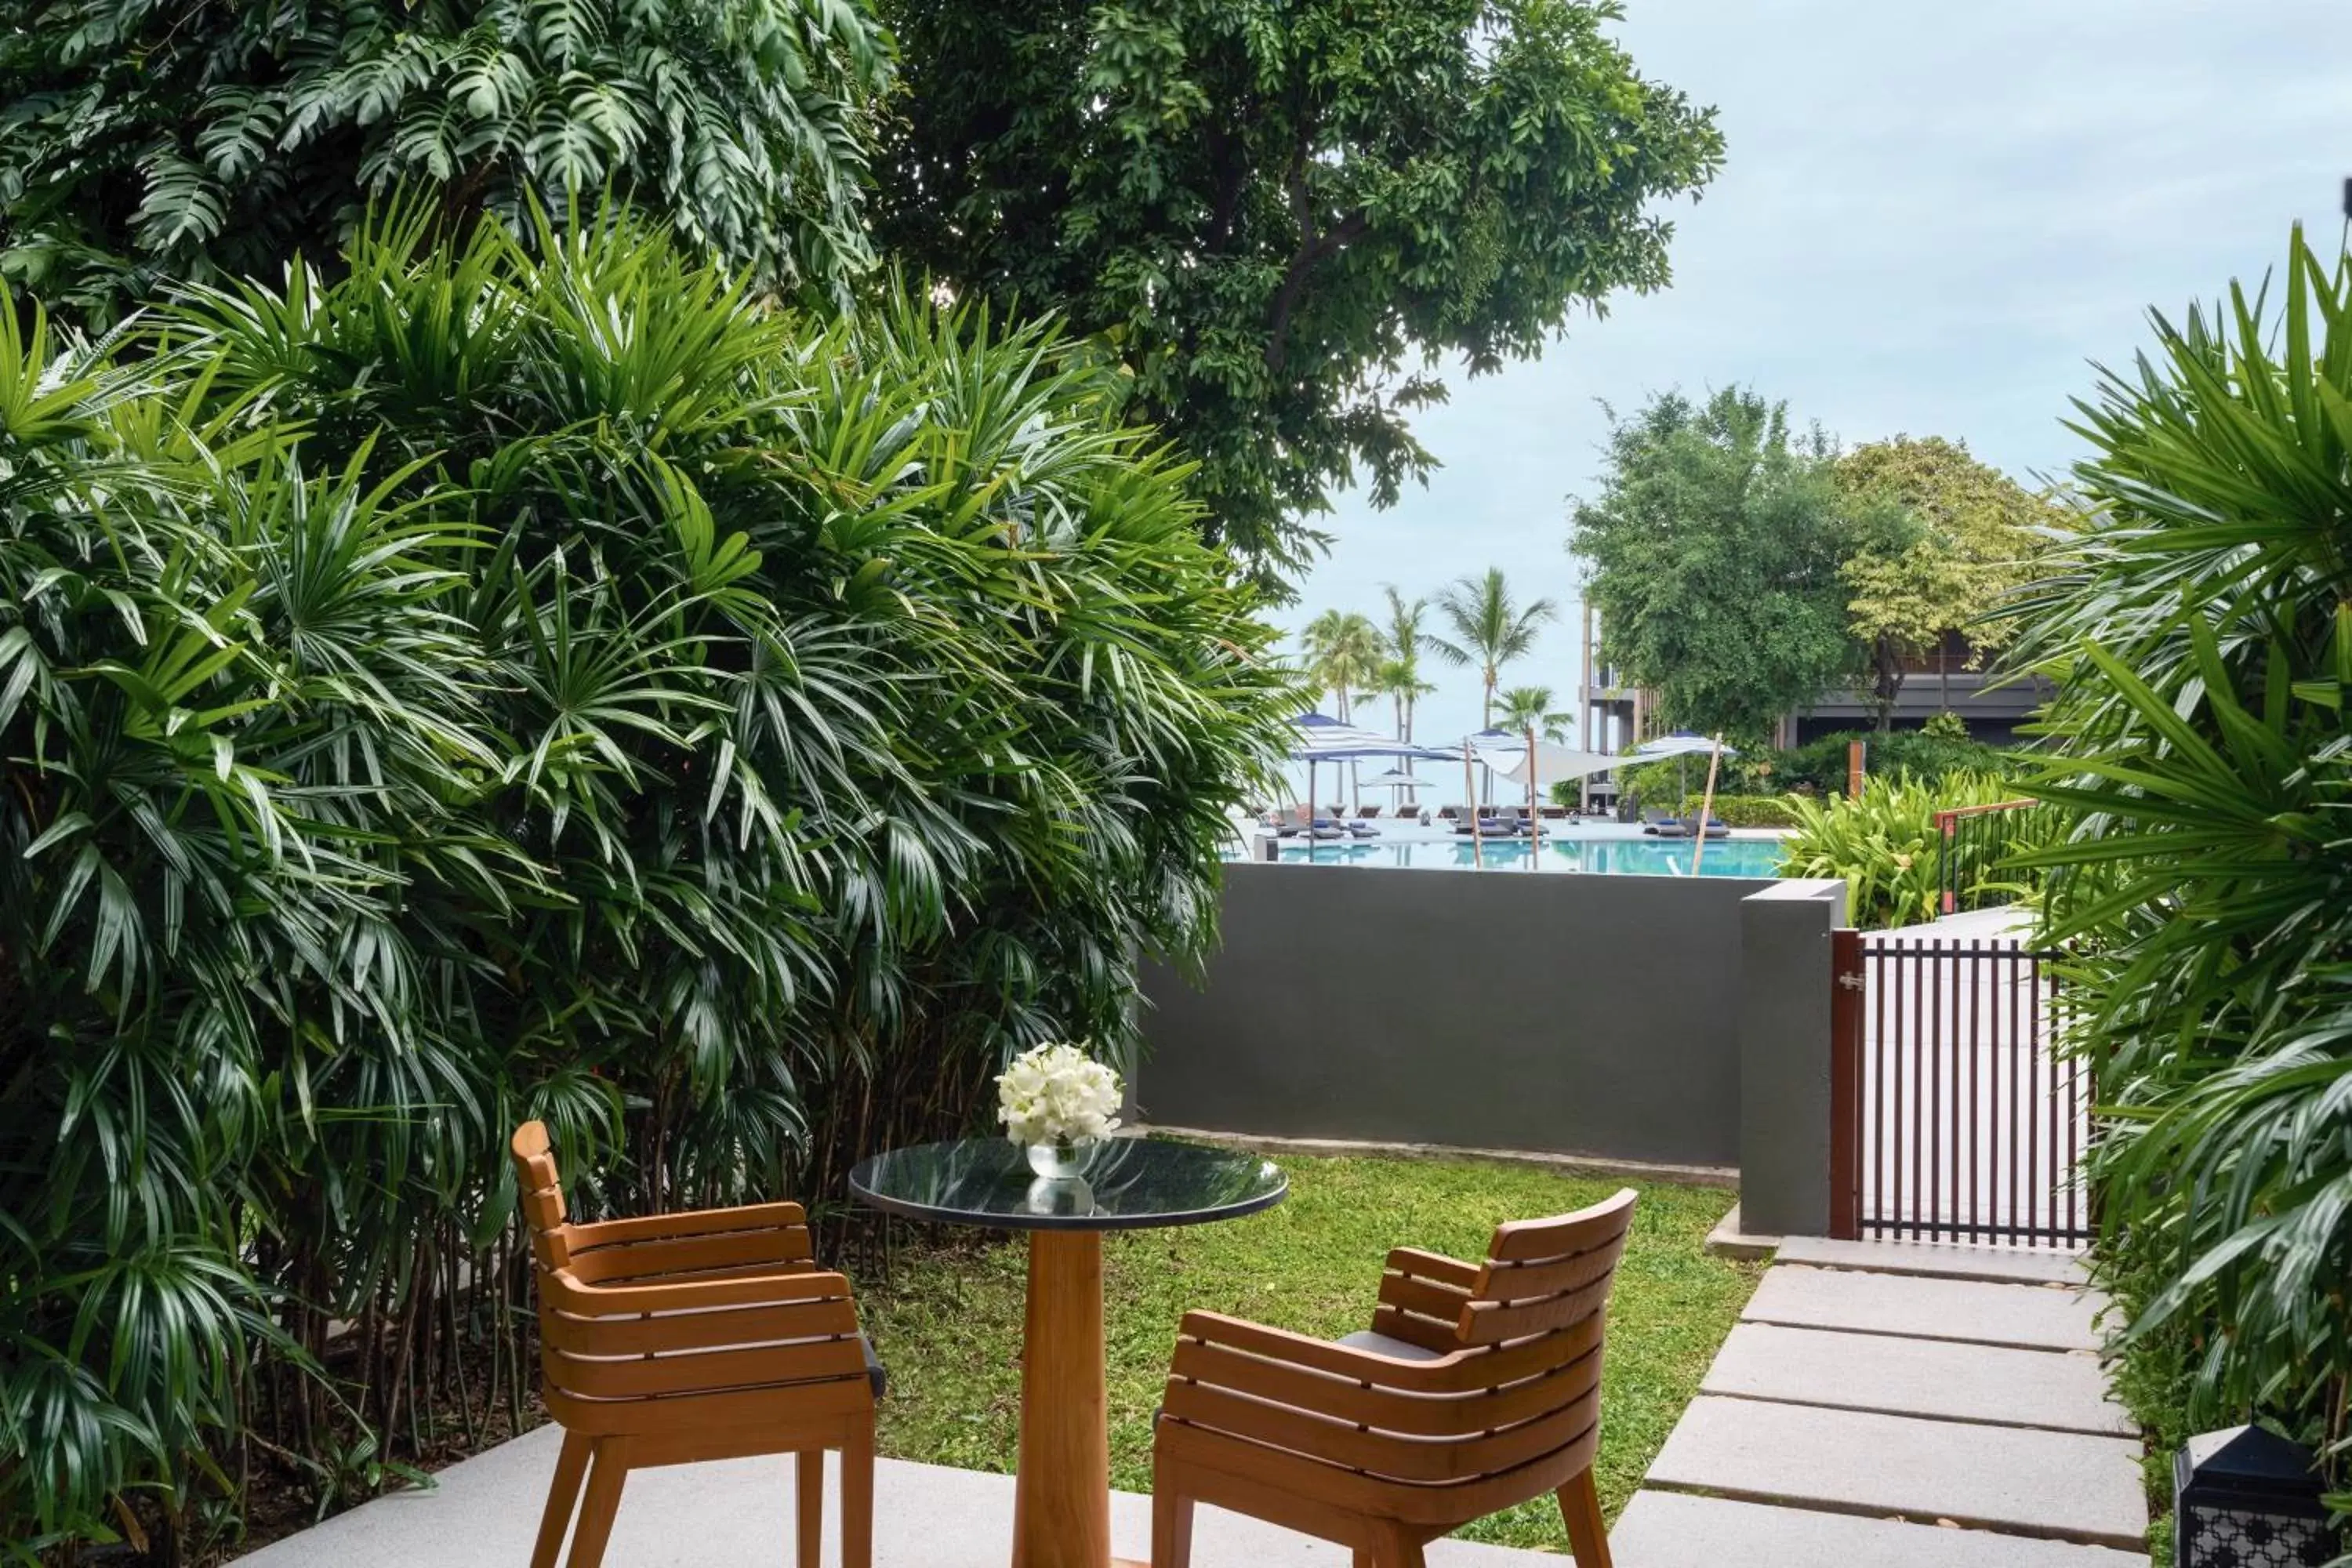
2174,1425,2339,1567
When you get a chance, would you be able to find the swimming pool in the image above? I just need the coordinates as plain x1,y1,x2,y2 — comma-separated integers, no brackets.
1260,833,1788,878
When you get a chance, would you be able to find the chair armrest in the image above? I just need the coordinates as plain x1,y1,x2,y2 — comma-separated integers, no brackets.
1173,1311,1466,1392
1383,1247,1479,1288
565,1200,808,1250
546,1265,851,1319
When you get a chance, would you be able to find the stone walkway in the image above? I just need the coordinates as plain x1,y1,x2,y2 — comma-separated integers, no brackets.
1612,1236,2149,1566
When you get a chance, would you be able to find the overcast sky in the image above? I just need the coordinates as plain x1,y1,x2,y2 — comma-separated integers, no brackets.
1277,0,2349,755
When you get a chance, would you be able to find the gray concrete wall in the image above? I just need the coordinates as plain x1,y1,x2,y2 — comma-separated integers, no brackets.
1137,863,1784,1170
1737,879,1846,1236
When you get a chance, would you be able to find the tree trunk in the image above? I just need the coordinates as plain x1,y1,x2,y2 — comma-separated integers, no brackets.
1875,637,1904,734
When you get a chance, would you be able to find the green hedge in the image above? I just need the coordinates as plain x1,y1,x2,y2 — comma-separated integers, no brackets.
1705,794,1801,828
0,209,1294,1555
1774,728,2016,795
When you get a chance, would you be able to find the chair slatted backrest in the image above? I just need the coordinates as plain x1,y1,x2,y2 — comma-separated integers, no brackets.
507,1123,869,1427
1166,1189,1638,1495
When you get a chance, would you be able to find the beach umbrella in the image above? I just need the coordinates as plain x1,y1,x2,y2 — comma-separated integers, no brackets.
1290,713,1453,761
1287,713,1454,844
1361,768,1426,791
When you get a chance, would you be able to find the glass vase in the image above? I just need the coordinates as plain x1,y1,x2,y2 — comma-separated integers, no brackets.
1025,1137,1093,1180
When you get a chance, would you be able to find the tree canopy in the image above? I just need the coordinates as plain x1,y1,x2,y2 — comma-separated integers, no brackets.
0,0,893,318
870,0,1724,589
1835,435,2067,728
1568,387,1859,743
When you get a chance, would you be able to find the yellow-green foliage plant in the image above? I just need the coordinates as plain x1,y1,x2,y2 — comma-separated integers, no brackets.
1777,771,2039,928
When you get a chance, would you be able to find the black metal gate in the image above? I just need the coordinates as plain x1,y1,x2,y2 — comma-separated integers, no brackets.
1830,931,2089,1248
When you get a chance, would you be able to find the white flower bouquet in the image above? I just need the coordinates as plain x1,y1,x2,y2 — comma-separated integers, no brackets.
996,1042,1123,1177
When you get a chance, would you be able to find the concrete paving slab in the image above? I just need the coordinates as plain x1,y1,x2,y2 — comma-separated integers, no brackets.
1613,1492,2147,1568
1644,1396,2146,1551
1703,1323,2132,1435
233,1425,1571,1567
1774,1236,2089,1287
1744,1265,2103,1351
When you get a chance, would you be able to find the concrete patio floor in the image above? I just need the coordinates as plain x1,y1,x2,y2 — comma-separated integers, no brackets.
236,1423,1575,1568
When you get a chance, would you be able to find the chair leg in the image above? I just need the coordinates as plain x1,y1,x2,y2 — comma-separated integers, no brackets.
1556,1468,1612,1568
796,1449,823,1568
531,1431,591,1568
565,1441,630,1568
1367,1521,1425,1568
1149,1457,1194,1568
840,1419,873,1568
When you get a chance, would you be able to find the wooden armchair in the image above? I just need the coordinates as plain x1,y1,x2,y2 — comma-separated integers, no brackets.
510,1123,879,1568
1152,1188,1637,1568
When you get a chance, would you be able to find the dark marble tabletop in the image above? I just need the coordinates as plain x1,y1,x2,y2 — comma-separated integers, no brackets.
848,1137,1287,1232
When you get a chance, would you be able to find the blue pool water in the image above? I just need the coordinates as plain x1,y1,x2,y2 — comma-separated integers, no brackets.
1263,834,1788,878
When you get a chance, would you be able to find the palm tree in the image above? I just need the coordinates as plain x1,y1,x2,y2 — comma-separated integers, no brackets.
1495,685,1575,822
1368,655,1437,810
1428,568,1560,727
1301,610,1382,723
1376,586,1434,743
1372,657,1437,742
1301,609,1382,806
1497,685,1573,743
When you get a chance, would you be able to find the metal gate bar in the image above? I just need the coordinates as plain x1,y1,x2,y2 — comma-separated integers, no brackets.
1831,935,2087,1248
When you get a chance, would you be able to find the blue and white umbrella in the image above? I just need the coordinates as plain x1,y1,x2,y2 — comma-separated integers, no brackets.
1287,713,1452,825
1289,712,1453,761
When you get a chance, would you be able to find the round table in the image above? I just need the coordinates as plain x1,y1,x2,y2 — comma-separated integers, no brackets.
850,1137,1286,1568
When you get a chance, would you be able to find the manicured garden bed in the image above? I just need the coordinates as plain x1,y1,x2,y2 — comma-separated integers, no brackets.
855,1149,1759,1550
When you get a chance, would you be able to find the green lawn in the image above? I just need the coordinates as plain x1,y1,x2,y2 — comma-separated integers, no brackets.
852,1149,1759,1552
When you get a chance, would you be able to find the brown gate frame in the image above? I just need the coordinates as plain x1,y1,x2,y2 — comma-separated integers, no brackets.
1828,928,1864,1240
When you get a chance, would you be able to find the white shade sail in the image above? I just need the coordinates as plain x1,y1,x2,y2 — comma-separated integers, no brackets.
1633,730,1739,759
1500,742,1621,787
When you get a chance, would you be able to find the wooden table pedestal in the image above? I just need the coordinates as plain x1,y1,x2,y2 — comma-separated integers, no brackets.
1010,1230,1145,1568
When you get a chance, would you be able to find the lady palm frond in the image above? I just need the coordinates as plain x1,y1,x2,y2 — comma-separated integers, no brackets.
2,204,1294,1552
2009,225,2352,1485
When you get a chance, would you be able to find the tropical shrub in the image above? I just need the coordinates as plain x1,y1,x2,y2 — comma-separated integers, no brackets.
0,0,892,320
1776,726,2016,796
1918,708,1971,741
1777,771,2042,928
0,209,1293,1556
2008,227,2352,1514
